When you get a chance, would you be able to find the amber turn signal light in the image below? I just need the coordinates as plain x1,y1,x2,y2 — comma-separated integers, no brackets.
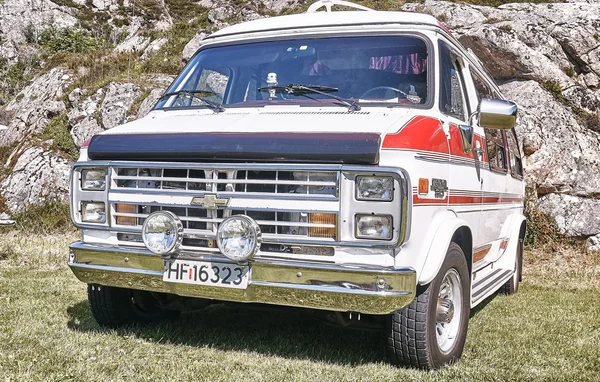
115,203,137,226
309,213,337,239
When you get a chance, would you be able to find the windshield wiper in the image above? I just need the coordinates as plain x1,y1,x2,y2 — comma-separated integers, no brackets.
258,84,361,112
159,90,225,113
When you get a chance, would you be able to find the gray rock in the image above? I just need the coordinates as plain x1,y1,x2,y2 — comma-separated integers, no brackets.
537,193,600,237
71,117,103,148
262,0,300,13
0,68,72,146
68,83,142,146
101,82,142,129
500,80,600,197
115,34,151,54
67,89,104,147
140,38,169,60
0,145,71,214
0,0,77,47
182,30,211,62
198,0,264,28
587,234,600,252
137,88,165,119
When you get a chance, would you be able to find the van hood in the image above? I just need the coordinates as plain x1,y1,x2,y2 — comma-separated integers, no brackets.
87,108,410,164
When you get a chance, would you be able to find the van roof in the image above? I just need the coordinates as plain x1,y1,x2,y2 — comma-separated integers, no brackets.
209,11,440,39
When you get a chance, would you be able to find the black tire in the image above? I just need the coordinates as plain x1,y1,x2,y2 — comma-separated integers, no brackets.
88,284,179,328
499,238,523,295
386,242,470,370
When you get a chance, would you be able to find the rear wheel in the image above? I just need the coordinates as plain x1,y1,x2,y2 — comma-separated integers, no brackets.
500,238,523,295
386,243,470,369
88,284,179,328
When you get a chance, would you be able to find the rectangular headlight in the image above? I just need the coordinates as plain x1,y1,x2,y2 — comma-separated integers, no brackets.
356,176,393,201
81,202,106,223
355,214,392,240
81,169,106,190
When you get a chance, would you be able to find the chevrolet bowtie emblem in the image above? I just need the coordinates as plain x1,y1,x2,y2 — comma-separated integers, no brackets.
191,194,230,208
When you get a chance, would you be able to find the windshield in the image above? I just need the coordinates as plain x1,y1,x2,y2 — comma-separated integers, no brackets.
155,35,430,110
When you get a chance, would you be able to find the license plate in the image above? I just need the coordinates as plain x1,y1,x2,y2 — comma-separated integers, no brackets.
163,259,250,289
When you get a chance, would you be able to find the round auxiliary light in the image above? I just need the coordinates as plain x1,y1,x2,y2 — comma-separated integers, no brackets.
142,211,183,257
217,215,262,262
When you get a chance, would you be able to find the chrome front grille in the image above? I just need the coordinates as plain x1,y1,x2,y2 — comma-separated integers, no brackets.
108,163,341,252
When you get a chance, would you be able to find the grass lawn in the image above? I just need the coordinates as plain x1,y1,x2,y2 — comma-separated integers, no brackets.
0,232,599,381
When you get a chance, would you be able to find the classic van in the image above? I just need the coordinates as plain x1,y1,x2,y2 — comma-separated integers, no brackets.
68,0,525,369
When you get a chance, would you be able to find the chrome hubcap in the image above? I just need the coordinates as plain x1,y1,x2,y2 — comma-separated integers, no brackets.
436,268,462,353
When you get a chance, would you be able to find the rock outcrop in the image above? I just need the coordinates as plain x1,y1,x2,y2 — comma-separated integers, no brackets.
0,0,78,60
68,82,142,148
499,80,600,197
0,145,71,214
0,68,72,146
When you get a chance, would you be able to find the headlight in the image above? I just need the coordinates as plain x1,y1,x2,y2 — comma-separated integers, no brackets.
217,215,262,262
81,202,106,223
142,211,183,256
355,214,392,240
356,176,393,201
81,169,106,190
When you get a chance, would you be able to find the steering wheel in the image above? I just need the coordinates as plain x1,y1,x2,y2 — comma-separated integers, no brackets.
361,86,408,99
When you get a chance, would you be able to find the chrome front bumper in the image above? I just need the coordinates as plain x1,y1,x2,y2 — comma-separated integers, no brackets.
68,242,416,315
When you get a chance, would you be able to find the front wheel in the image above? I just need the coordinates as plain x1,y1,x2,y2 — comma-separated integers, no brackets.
386,243,470,369
88,284,179,328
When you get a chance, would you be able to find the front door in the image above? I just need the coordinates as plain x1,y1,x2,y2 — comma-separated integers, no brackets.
438,41,483,250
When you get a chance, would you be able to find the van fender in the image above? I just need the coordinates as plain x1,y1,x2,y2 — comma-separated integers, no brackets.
417,211,471,285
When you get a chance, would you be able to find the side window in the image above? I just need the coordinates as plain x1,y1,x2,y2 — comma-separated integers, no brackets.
439,42,468,121
505,129,523,177
469,69,494,102
485,129,507,172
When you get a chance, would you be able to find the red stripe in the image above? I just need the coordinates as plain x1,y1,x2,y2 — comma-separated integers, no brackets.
413,195,523,205
383,116,448,154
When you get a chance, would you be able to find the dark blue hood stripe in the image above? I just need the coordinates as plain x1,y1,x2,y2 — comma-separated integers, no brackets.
87,132,380,164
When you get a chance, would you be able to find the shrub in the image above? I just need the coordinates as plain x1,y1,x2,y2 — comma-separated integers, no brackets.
524,195,560,247
561,66,575,78
23,23,38,44
46,50,140,95
585,113,600,132
5,61,27,88
40,114,79,159
39,25,102,54
541,80,564,101
10,200,73,234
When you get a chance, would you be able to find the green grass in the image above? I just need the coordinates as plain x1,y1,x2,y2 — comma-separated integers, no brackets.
4,200,74,234
0,233,598,381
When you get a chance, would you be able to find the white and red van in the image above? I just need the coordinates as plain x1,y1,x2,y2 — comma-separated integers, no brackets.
68,0,525,369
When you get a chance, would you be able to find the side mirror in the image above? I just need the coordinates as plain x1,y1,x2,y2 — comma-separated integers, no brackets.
478,98,517,130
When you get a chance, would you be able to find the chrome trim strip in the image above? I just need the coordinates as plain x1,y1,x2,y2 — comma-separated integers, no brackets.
250,280,412,296
70,263,163,277
110,188,339,201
